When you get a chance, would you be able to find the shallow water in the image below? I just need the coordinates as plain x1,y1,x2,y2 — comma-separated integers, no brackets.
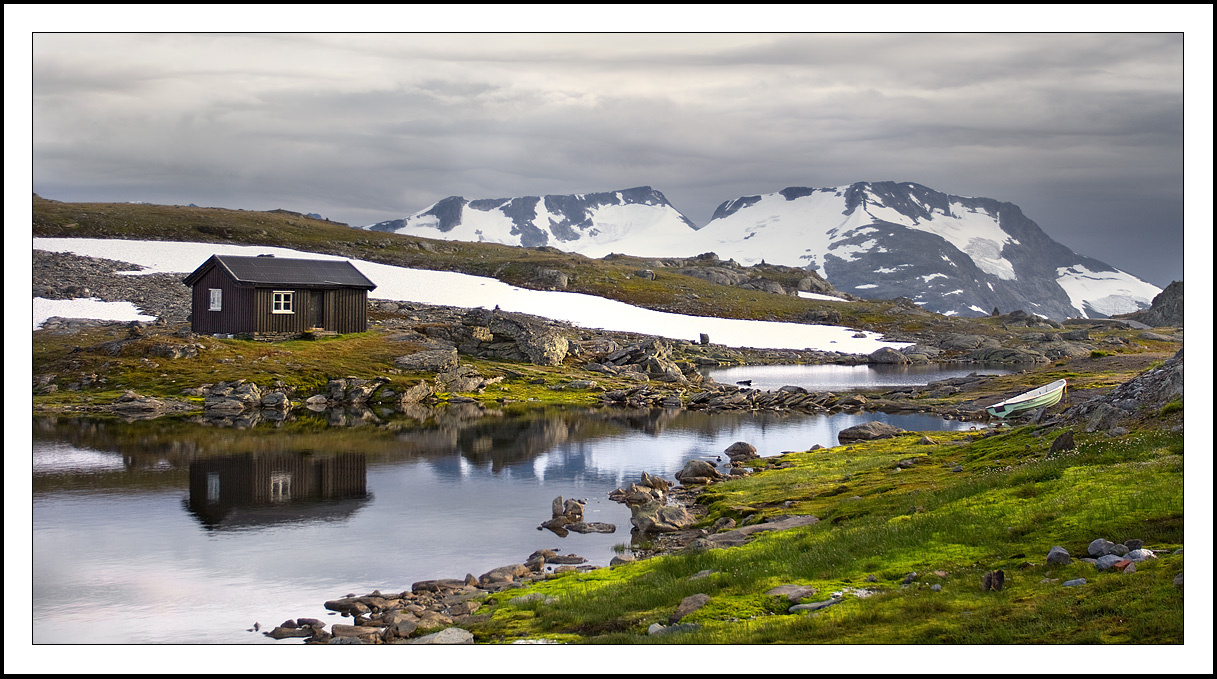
702,362,1013,391
32,406,988,644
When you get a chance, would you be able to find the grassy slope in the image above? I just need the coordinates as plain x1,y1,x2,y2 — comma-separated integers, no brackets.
470,422,1184,644
31,194,980,334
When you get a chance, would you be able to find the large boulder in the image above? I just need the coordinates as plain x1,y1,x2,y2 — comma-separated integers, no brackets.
869,347,911,364
630,501,695,533
1124,280,1182,327
395,348,459,372
1062,349,1183,431
488,315,568,366
533,269,569,290
675,459,722,484
724,441,758,462
838,421,906,444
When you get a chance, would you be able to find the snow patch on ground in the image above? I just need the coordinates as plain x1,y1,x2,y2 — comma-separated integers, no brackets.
33,297,156,330
796,291,847,302
32,238,909,353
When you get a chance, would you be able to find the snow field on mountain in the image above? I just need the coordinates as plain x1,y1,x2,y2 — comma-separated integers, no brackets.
1055,264,1163,318
398,200,699,259
571,203,698,257
32,297,157,330
32,238,908,353
692,189,851,269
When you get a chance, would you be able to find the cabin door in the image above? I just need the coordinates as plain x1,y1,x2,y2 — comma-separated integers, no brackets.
310,291,324,329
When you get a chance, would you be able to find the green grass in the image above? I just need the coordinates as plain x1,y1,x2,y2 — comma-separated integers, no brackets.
469,427,1184,644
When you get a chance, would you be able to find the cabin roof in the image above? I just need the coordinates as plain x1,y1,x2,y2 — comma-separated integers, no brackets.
184,255,377,290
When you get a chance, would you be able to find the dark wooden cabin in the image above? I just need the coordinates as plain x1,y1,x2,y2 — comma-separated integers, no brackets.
183,254,376,337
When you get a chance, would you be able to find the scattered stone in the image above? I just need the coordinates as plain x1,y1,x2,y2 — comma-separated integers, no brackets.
1050,430,1076,453
670,593,710,623
1063,578,1087,587
609,554,636,567
1088,538,1117,557
404,627,474,644
930,584,942,592
1046,546,1072,565
331,623,382,638
648,622,701,636
1124,539,1144,550
266,625,313,639
790,597,843,613
765,585,818,603
980,570,1005,592
902,572,918,585
710,517,736,533
1172,572,1183,588
1095,554,1125,571
1125,549,1156,563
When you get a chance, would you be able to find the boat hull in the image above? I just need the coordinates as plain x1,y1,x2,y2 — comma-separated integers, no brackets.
985,380,1067,419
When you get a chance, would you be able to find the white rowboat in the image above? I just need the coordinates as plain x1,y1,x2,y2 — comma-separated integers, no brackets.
985,379,1067,419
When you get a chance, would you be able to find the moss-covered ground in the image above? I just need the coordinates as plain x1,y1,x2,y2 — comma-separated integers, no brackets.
467,422,1184,644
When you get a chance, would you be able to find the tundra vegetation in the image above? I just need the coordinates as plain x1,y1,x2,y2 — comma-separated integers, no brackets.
30,197,1186,645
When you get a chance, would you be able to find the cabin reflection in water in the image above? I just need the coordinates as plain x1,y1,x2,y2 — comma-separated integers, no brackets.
185,453,370,530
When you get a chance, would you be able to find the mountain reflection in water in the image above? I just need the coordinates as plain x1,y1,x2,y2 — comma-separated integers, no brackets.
32,404,984,644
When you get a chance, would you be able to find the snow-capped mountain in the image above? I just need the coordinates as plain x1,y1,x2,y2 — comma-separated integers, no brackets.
695,181,1161,320
365,181,1161,320
366,186,698,258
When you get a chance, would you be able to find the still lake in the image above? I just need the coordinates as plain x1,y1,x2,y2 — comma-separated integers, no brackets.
32,381,998,644
702,362,1013,391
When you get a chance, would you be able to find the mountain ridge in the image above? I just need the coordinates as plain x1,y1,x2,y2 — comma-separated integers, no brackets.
366,181,1161,321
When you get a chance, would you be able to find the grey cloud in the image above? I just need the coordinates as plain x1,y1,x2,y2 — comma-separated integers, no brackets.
30,32,1186,287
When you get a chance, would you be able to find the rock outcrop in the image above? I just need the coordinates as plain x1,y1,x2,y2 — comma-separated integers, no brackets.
1060,348,1183,431
1121,280,1183,328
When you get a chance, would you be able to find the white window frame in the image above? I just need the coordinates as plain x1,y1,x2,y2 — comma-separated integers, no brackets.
272,290,294,314
270,472,292,501
206,472,221,503
208,288,222,311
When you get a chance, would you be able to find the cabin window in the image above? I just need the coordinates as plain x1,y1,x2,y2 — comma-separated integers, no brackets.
208,288,222,311
272,291,294,314
207,472,221,503
270,472,292,501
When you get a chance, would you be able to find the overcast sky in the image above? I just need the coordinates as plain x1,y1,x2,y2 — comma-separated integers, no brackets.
14,9,1212,288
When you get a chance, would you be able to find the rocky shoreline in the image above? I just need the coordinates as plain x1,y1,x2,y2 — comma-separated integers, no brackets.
33,249,1183,433
260,430,1184,644
257,442,818,644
